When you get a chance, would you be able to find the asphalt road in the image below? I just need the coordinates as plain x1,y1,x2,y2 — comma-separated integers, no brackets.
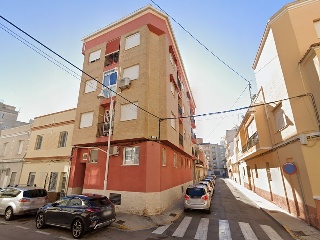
0,179,294,240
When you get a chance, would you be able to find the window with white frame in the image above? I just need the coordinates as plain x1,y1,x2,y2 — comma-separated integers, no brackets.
314,19,320,38
35,135,43,150
85,79,97,93
89,49,101,63
102,69,118,98
2,142,8,156
80,112,94,128
9,172,17,186
89,149,98,163
314,56,320,78
273,104,287,131
27,172,36,186
58,131,68,148
162,148,166,166
120,102,138,121
17,140,24,155
125,32,140,50
123,146,140,165
247,119,257,138
171,112,176,129
173,153,177,168
48,172,58,191
123,65,139,80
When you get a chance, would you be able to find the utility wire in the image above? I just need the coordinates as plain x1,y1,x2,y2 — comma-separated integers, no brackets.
0,15,160,119
161,94,308,120
150,0,252,87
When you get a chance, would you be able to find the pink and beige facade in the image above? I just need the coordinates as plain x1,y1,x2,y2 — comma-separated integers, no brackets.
20,109,76,202
231,0,320,229
68,5,197,215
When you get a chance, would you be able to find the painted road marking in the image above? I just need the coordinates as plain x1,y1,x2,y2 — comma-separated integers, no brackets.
260,225,283,240
15,225,29,230
35,230,50,235
194,218,209,240
219,220,232,240
172,216,192,237
239,222,258,240
152,224,171,234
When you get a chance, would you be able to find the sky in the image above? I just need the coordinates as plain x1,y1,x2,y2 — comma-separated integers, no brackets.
0,0,292,144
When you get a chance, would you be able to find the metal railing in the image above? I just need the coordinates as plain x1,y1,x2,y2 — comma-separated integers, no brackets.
97,122,113,137
178,105,182,116
179,133,183,146
241,132,259,153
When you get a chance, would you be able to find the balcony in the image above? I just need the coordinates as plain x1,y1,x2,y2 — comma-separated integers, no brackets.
191,132,197,144
178,105,182,116
191,117,196,128
97,122,113,137
179,133,183,146
242,132,259,153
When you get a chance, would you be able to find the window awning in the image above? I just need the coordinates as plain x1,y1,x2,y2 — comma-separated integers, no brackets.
106,38,120,54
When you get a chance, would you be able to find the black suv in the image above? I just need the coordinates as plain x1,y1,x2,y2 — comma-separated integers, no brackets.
36,194,116,239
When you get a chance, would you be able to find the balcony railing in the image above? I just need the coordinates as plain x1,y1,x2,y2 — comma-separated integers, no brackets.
177,80,182,90
179,133,183,146
97,122,113,137
242,132,259,153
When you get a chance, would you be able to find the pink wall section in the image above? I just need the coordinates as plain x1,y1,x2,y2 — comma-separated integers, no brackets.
69,141,193,193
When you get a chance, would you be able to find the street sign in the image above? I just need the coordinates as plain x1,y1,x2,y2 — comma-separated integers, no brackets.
282,162,297,175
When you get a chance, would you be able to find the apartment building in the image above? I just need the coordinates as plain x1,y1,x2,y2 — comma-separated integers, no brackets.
68,5,197,215
20,109,75,202
0,123,31,188
225,127,238,179
0,101,27,130
232,0,320,229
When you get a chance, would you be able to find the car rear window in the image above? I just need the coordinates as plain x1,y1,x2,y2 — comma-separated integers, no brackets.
89,197,112,207
186,187,205,196
23,189,47,198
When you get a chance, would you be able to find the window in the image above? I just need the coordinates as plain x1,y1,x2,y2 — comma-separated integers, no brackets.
105,51,119,67
314,56,320,78
48,172,58,192
314,19,320,38
89,49,101,63
123,65,139,80
171,112,176,129
120,102,138,121
17,140,24,155
162,148,166,166
58,131,68,148
2,142,8,156
123,146,140,165
169,53,175,67
273,104,287,131
70,198,82,206
102,69,118,98
35,135,43,150
83,153,88,160
125,32,140,50
173,153,177,168
27,172,36,186
254,164,258,178
170,82,175,96
180,156,183,168
247,119,257,138
9,172,17,186
80,112,94,128
89,149,98,163
105,38,120,67
61,172,67,196
85,79,97,93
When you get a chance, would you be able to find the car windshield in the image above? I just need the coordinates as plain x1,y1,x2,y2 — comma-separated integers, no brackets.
186,188,205,196
89,197,111,207
0,188,21,198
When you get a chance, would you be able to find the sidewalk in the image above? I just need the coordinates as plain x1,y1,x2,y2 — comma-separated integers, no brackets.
112,197,184,231
225,178,320,240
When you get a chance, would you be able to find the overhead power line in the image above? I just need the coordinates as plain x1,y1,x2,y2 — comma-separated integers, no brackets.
0,15,160,120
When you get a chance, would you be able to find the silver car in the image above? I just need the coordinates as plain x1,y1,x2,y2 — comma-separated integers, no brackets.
0,186,48,220
184,185,211,214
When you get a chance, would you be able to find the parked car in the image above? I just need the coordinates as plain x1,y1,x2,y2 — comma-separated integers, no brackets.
36,193,116,239
203,177,215,186
0,186,48,221
196,181,214,195
184,185,211,214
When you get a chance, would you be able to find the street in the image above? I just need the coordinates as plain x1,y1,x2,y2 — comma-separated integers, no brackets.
0,179,294,240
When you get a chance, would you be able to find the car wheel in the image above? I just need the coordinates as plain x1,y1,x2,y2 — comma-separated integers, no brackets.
5,207,13,221
72,218,85,239
36,212,46,229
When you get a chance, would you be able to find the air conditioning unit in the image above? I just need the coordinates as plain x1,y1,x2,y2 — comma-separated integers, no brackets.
119,77,131,90
109,146,119,156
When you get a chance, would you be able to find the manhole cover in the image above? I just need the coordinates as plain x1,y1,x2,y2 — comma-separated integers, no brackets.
116,220,125,225
291,230,307,237
169,213,176,217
